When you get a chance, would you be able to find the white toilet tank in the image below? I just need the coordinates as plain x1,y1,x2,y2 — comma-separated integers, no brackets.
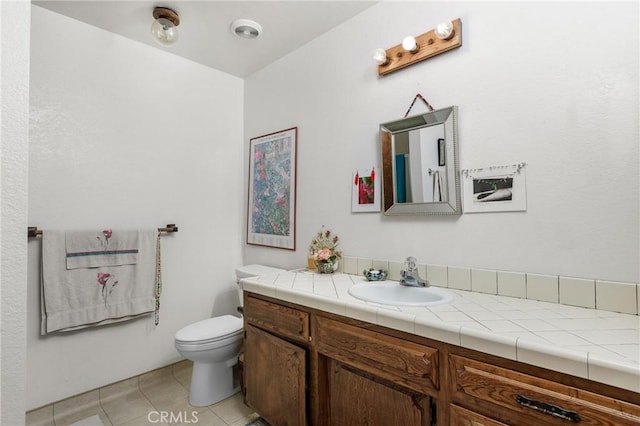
235,264,285,307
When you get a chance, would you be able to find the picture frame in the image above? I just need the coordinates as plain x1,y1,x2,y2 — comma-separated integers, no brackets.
247,127,297,250
352,167,380,213
461,163,527,213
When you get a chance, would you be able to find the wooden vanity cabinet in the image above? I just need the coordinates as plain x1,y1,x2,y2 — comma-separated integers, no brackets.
243,293,440,425
243,292,640,426
243,295,310,426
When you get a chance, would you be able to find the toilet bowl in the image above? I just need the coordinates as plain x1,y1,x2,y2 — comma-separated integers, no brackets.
174,264,284,407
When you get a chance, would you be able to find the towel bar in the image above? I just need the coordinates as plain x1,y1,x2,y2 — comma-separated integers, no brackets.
28,224,178,238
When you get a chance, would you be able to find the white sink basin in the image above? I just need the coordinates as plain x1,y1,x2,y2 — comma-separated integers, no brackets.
348,281,453,307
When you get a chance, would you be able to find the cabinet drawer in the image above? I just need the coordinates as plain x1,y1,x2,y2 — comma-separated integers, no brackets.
450,405,508,426
244,295,309,344
315,316,439,394
450,354,640,426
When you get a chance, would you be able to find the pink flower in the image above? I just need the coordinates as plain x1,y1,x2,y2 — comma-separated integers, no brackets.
316,248,332,261
103,230,112,239
97,272,111,286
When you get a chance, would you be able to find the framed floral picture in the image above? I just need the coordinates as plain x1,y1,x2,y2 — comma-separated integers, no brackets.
247,127,297,250
351,167,380,213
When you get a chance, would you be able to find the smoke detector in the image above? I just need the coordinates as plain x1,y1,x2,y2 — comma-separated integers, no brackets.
230,19,262,39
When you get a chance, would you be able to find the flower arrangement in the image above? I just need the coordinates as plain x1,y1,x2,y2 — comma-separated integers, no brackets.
309,227,342,273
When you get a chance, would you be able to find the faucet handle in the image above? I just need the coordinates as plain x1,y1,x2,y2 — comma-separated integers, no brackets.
404,256,418,272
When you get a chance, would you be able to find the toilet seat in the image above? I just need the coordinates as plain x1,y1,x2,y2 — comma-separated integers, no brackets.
175,315,243,345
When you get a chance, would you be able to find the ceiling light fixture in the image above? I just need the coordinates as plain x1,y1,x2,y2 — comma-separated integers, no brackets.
151,6,180,46
231,19,263,39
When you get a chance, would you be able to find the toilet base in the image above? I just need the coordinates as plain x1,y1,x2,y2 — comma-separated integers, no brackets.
189,358,239,407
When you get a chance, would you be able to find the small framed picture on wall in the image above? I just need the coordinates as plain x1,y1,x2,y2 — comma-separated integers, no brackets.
352,167,380,213
461,163,527,213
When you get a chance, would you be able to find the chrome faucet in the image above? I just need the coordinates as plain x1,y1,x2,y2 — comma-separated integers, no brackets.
400,257,429,287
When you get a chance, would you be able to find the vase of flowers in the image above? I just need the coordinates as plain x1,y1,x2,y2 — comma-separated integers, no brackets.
309,227,342,274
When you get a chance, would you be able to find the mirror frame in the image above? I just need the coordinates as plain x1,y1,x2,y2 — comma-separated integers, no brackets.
380,105,461,215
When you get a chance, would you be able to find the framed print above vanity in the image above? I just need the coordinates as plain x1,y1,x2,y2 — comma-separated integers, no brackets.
247,127,297,250
380,106,461,215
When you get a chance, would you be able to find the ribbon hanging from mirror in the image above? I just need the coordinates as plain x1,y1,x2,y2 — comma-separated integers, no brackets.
403,93,435,118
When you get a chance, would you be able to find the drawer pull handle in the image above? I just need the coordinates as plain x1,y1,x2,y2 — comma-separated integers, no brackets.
516,395,581,423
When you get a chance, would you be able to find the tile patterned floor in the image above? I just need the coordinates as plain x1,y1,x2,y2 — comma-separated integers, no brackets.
26,361,260,426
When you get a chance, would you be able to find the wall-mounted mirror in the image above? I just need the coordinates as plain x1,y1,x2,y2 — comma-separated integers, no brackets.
380,106,461,215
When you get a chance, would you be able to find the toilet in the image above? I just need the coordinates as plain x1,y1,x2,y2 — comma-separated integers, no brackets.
174,264,284,407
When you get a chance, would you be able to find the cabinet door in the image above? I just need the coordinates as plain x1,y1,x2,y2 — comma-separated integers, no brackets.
325,357,431,426
244,324,307,426
450,405,508,426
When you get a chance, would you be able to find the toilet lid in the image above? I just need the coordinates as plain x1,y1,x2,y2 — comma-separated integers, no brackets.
175,315,243,343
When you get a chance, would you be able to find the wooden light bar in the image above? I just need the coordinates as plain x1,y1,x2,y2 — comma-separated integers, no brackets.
378,18,462,76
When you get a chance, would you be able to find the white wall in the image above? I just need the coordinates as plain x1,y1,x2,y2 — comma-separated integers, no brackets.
244,1,639,283
27,6,244,409
1,1,30,423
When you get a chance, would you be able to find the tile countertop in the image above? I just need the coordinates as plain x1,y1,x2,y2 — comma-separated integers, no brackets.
240,270,640,394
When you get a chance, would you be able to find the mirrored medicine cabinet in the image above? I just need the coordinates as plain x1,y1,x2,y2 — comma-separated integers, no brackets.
380,105,461,215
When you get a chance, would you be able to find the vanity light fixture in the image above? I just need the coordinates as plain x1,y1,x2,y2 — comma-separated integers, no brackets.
374,18,462,76
151,6,180,46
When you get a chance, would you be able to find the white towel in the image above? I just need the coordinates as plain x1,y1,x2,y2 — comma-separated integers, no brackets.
65,229,138,269
41,229,157,334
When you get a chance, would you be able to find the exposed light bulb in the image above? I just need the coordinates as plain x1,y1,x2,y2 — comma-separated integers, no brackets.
372,48,389,65
151,18,178,45
151,7,180,46
402,36,419,53
435,20,454,40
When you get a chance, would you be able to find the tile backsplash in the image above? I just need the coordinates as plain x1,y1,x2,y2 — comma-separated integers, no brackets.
341,255,639,316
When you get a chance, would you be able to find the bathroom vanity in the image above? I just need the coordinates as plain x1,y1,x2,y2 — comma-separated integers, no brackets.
240,272,640,425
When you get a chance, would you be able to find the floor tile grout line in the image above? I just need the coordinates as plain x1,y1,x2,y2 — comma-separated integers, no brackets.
96,394,112,426
139,380,158,426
